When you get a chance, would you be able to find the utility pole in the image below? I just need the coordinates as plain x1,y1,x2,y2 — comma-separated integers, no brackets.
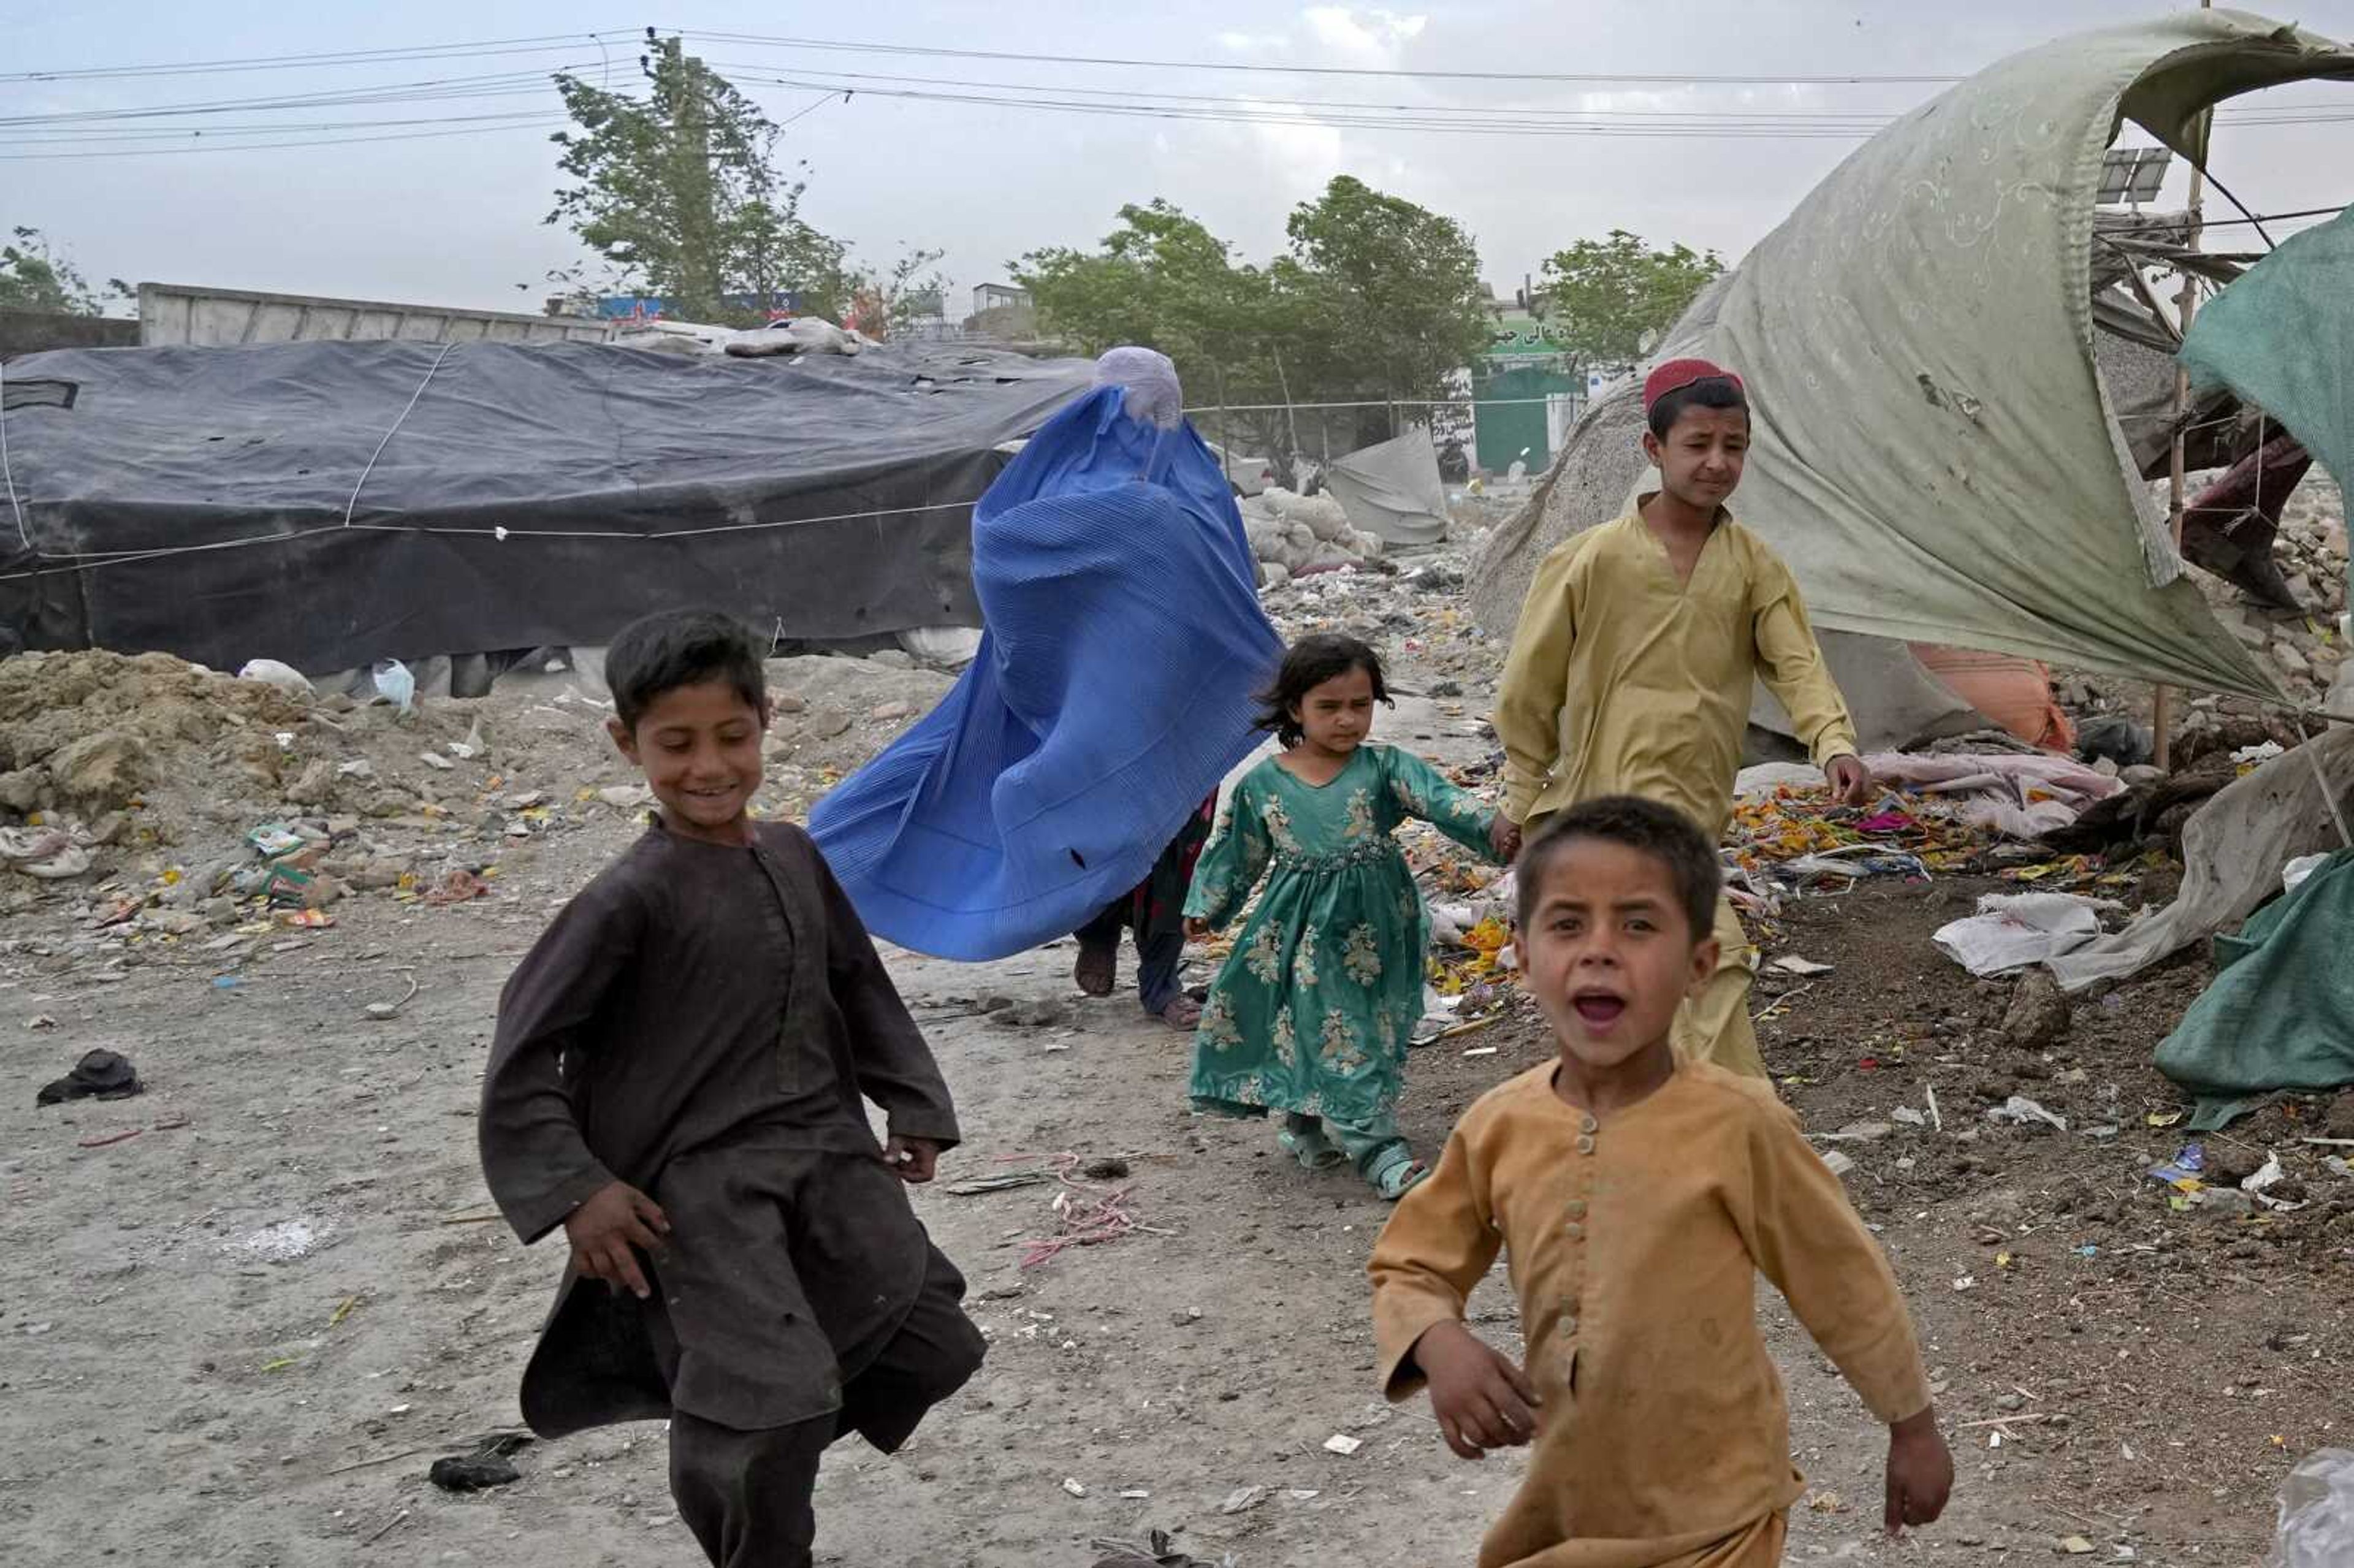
2154,0,2213,774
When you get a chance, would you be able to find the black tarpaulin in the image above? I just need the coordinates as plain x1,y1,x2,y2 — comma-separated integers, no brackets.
0,339,1095,674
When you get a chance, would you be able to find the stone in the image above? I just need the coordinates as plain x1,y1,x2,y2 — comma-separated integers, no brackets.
2002,972,2071,1049
2273,642,2312,680
869,702,913,723
772,692,807,715
1259,562,1291,591
867,650,915,671
2228,615,2271,650
808,709,853,741
0,767,45,814
284,759,338,809
2326,1092,2354,1140
51,731,151,813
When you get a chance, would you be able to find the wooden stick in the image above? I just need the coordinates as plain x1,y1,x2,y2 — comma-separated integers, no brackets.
362,1510,411,1546
1955,1412,2053,1429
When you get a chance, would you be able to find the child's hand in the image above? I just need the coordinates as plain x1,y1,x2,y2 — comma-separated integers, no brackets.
1826,754,1873,807
883,1134,941,1184
1488,815,1522,862
1413,1320,1541,1460
563,1180,671,1300
1183,916,1211,941
1883,1407,1954,1534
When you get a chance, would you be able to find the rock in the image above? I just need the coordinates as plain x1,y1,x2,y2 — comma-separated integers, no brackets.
2203,1144,2263,1188
869,702,913,723
807,709,853,741
992,997,1071,1029
1995,1391,2026,1412
598,785,651,810
2119,764,2165,788
2002,972,2071,1049
1430,680,1465,699
771,691,807,715
1260,562,1291,591
2326,1092,2354,1140
866,650,915,671
48,731,150,814
284,759,338,809
0,767,45,813
2273,642,2312,680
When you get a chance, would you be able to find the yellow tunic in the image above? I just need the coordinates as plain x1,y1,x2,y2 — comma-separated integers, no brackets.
1369,1062,1932,1568
1491,509,1860,840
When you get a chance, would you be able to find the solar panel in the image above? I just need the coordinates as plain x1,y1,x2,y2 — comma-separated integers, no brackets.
2097,147,2173,206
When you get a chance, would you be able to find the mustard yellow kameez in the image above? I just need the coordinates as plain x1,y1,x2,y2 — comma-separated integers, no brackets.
1492,509,1860,1076
1369,1062,1932,1568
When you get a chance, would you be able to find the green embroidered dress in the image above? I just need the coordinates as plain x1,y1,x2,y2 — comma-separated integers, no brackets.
1184,744,1498,1127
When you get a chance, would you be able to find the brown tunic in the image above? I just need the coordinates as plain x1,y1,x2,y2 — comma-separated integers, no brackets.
1369,1062,1932,1568
479,819,962,1436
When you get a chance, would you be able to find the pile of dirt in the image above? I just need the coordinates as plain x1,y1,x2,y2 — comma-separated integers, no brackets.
0,649,961,929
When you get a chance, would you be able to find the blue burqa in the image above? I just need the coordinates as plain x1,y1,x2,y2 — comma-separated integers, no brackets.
809,378,1284,961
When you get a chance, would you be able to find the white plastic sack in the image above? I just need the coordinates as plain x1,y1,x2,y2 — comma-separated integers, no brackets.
1933,892,2106,976
237,659,314,698
896,626,983,669
2272,1449,2354,1568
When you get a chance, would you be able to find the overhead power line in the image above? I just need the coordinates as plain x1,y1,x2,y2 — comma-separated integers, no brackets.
0,30,635,83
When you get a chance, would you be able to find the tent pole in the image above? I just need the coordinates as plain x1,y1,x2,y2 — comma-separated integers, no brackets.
2155,12,2212,774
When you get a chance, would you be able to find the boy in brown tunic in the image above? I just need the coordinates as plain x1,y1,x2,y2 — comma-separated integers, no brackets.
1369,797,1951,1567
479,609,983,1568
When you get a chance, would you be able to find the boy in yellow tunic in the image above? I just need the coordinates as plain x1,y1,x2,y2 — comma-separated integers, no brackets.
1491,360,1868,1077
1370,797,1951,1568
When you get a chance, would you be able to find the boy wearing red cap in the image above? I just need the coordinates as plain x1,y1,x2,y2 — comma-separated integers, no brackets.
1491,362,1870,1078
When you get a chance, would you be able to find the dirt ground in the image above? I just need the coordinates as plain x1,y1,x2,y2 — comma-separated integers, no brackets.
2,618,2348,1567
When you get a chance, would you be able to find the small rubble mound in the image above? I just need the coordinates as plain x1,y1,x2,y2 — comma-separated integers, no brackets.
0,650,310,818
2171,470,2349,702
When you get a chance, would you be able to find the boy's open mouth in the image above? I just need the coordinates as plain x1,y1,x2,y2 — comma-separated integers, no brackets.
1571,990,1626,1028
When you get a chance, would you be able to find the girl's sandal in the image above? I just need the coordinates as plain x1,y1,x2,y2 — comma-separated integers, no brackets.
1073,946,1117,998
1368,1149,1431,1201
1157,995,1203,1031
1278,1122,1347,1172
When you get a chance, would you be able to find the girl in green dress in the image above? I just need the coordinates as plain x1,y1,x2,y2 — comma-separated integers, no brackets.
1183,634,1520,1200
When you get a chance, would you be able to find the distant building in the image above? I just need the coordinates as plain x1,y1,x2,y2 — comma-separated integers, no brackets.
972,283,1031,316
1471,300,1583,476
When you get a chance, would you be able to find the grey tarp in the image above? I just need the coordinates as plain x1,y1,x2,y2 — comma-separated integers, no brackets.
0,340,1095,674
1326,427,1450,546
1476,10,2354,706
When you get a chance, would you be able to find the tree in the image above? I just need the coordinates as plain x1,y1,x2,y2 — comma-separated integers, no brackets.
548,39,848,325
844,246,948,341
1015,180,1490,465
1275,175,1490,410
1539,229,1724,370
1,228,129,316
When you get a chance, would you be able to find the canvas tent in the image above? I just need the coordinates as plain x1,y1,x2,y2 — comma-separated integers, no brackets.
0,339,1095,676
1325,427,1451,547
1473,9,2354,748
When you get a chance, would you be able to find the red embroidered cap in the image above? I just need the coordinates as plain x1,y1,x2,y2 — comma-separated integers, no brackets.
1642,358,1743,412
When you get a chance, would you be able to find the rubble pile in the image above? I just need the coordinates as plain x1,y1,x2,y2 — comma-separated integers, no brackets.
1238,488,1389,588
0,649,954,932
2171,471,2350,702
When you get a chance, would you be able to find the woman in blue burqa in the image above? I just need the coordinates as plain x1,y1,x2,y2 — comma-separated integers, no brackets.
809,347,1284,1028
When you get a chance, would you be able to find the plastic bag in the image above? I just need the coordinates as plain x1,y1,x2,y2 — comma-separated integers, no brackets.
2272,1449,2354,1567
371,658,416,715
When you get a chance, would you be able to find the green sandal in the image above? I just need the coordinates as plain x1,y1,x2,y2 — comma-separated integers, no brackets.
1366,1147,1430,1201
1278,1117,1347,1172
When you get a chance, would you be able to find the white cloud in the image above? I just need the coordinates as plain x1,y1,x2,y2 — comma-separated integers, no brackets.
1301,7,1428,65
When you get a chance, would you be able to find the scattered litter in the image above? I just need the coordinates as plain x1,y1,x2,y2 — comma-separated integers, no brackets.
448,720,485,761
1322,1434,1363,1456
1892,1107,1929,1127
34,1048,143,1108
363,972,421,1022
237,659,314,698
1219,1485,1268,1516
422,869,488,907
2059,1534,2097,1555
419,751,455,772
2272,1447,2354,1566
944,1171,1054,1197
1768,955,1835,976
1118,1489,1151,1501
2146,1143,2206,1188
231,1218,330,1264
1985,1096,2068,1132
0,824,94,881
1821,1150,1857,1178
1017,1152,1170,1269
2147,1110,2184,1128
1953,1275,1978,1292
77,1127,143,1149
1933,892,2106,976
1081,1156,1133,1181
1062,1477,1089,1498
1819,1121,1893,1143
2285,853,2329,894
371,658,416,714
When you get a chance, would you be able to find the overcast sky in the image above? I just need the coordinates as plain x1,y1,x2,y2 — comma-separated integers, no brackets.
8,2,2353,318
